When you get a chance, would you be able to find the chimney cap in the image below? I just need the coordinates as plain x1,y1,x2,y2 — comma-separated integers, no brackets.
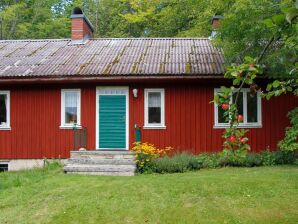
73,7,83,15
212,15,224,19
211,15,223,23
70,7,95,33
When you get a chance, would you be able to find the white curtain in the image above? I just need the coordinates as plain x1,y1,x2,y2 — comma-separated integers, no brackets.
65,92,78,108
148,92,161,107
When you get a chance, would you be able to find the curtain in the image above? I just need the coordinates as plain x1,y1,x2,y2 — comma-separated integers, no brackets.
65,92,78,108
148,92,161,108
65,91,78,124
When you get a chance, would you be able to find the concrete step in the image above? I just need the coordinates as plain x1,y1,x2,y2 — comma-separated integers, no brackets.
65,150,137,176
64,164,136,173
70,150,135,160
67,158,136,165
66,171,135,176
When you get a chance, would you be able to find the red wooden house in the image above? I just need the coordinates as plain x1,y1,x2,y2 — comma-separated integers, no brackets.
0,8,296,172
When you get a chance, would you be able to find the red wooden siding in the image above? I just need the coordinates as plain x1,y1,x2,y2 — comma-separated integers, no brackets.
0,84,297,159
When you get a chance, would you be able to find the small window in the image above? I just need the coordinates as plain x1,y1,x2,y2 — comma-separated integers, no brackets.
0,162,8,172
144,89,165,128
214,88,262,128
0,91,10,129
61,89,81,128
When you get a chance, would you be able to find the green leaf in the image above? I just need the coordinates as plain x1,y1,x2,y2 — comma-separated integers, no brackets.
244,56,254,64
274,90,281,96
246,79,253,85
286,8,298,23
266,84,272,91
295,0,298,9
272,14,285,25
233,79,240,85
272,80,280,88
266,94,271,100
287,86,293,92
263,18,274,28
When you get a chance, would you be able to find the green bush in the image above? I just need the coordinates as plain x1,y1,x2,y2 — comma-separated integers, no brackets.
278,107,298,152
219,149,247,167
260,150,277,166
151,153,201,173
137,148,296,174
197,153,221,168
274,150,296,165
245,153,263,167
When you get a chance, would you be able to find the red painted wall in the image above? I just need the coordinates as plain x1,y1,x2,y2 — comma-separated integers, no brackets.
0,83,297,159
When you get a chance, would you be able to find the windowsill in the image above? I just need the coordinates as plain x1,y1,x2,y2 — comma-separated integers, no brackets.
60,125,82,129
213,124,262,129
143,125,166,130
0,126,11,130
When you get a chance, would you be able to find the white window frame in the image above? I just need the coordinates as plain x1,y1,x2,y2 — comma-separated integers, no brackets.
214,88,262,128
60,89,81,129
0,91,10,130
144,88,166,129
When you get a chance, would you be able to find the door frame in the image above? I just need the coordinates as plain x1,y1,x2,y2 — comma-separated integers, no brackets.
96,86,129,150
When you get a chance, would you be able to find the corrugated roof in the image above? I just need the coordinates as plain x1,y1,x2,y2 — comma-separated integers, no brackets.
0,38,225,78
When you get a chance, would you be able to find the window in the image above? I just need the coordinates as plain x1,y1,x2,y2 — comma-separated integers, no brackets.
0,162,8,172
61,89,81,128
144,89,165,128
214,88,262,128
0,91,10,129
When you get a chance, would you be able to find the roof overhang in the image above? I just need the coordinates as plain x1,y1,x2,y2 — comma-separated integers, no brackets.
0,75,226,85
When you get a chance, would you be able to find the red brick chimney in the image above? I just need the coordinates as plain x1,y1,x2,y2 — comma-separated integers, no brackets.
71,7,94,42
210,15,223,38
211,15,223,29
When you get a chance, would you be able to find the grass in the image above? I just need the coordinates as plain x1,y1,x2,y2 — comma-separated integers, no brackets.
1,164,298,224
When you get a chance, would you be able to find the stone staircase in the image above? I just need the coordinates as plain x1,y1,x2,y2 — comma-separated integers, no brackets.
64,150,136,176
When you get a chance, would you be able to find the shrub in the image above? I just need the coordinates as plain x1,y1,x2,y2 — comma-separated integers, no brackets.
245,153,263,167
219,148,247,167
270,150,295,165
278,107,298,152
260,150,277,166
152,152,201,173
131,142,172,173
197,153,221,168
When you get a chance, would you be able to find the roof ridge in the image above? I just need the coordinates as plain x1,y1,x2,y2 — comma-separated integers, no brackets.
0,37,210,43
92,37,210,40
0,39,71,43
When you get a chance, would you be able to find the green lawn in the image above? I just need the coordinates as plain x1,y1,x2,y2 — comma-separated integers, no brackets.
1,165,298,224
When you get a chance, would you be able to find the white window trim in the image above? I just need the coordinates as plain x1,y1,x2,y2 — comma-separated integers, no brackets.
0,90,10,130
214,88,262,129
144,88,166,129
60,89,81,129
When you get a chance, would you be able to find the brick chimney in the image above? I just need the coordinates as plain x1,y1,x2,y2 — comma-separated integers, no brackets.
211,15,223,29
70,7,94,43
210,15,223,38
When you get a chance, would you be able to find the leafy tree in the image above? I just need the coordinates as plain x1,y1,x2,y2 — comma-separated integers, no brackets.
214,0,298,153
0,0,234,39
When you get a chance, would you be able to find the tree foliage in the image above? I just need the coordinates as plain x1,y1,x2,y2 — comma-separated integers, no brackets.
214,0,298,153
214,0,298,79
0,0,234,39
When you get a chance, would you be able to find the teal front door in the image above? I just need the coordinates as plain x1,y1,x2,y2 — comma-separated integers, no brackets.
98,95,127,149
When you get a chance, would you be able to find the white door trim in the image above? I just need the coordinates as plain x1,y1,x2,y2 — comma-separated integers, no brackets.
96,86,129,150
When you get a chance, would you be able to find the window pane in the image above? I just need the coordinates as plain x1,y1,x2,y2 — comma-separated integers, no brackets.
0,94,7,125
149,107,161,123
218,106,227,123
148,92,161,124
233,92,243,120
247,92,258,123
65,92,78,124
